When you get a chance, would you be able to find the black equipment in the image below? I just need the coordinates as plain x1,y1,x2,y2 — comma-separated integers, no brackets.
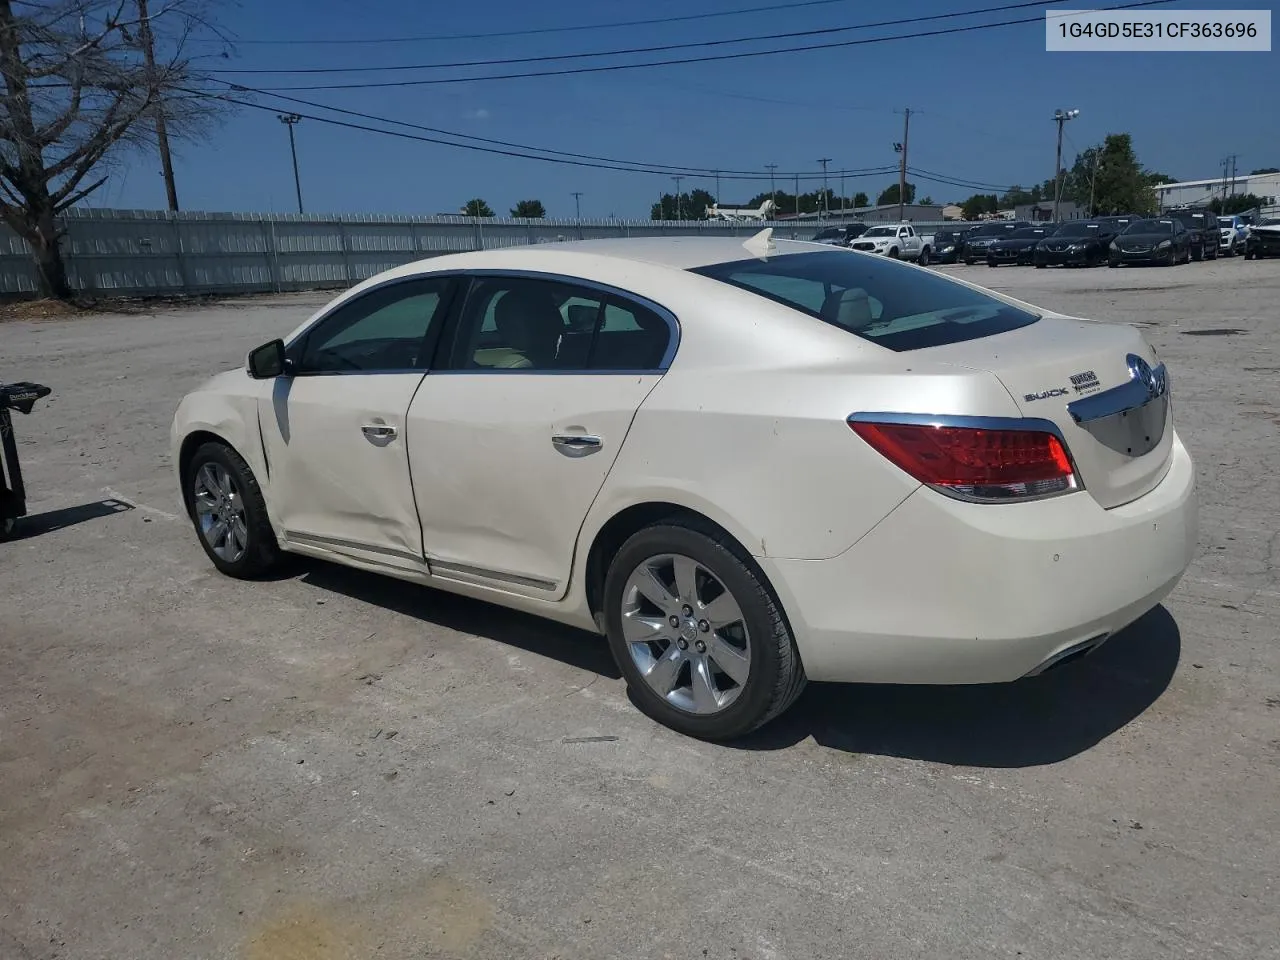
1,381,53,540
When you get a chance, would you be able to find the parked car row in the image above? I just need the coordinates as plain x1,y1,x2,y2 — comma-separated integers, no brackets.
806,208,1274,270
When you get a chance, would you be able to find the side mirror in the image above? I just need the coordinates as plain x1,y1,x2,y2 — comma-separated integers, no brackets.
246,339,288,379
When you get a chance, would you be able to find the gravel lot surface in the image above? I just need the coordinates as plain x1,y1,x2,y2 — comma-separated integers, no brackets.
2,260,1277,960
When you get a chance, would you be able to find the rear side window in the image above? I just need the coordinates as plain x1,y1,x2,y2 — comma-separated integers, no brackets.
446,275,672,372
691,250,1039,352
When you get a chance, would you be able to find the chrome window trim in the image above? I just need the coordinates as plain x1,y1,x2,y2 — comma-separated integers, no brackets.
846,411,1084,504
445,268,682,373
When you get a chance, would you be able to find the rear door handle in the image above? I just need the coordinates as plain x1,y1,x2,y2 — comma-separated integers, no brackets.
361,424,397,443
552,433,602,453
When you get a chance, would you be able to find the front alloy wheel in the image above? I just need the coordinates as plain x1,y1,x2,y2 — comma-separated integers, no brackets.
192,461,249,564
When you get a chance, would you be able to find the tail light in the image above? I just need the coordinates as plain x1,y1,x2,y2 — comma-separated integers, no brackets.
848,415,1079,502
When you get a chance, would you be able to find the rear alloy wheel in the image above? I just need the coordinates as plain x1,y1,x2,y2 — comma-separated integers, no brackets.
917,246,930,266
186,441,281,579
603,522,805,740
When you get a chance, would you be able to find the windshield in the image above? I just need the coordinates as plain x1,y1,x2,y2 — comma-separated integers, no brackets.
1217,217,1236,227
934,231,959,243
862,226,898,238
1126,219,1175,234
1009,228,1046,239
967,224,1012,238
810,229,841,241
690,250,1040,353
1053,222,1099,237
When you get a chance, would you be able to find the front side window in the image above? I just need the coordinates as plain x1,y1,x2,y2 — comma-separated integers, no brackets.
295,277,453,373
692,250,1039,352
447,276,672,372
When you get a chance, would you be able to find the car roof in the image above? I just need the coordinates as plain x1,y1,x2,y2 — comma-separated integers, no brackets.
395,236,829,275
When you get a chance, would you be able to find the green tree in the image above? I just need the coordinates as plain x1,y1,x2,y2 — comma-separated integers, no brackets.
876,182,916,206
510,199,546,218
1209,194,1266,215
0,0,232,299
1250,167,1278,175
1146,172,1178,186
650,188,715,220
960,194,999,220
852,191,869,208
463,198,495,217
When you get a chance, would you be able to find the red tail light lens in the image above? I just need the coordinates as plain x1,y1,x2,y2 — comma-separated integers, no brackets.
849,418,1078,502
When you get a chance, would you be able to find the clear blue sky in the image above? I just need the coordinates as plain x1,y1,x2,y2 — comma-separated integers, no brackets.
97,0,1279,217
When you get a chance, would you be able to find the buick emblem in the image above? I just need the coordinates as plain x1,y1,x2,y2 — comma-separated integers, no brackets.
1126,353,1165,400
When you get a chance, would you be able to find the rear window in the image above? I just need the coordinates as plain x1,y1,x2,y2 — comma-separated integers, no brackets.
691,250,1040,352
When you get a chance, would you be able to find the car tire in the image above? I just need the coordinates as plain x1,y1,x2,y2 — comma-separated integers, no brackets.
1192,244,1203,262
602,520,806,741
888,247,900,259
184,441,282,579
963,257,974,266
917,246,930,266
1109,259,1119,268
0,516,16,542
1245,249,1255,260
1035,263,1046,269
987,258,997,267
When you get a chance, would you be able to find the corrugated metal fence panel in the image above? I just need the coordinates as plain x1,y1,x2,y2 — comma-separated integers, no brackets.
0,209,990,297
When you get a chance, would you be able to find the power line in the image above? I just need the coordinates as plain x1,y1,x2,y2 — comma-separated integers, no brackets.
246,0,1178,91
195,0,866,46
209,1,1067,75
209,80,897,179
208,89,902,182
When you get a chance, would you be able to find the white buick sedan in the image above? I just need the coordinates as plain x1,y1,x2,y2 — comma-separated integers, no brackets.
171,232,1197,740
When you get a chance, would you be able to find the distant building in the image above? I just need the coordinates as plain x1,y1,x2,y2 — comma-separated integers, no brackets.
1155,172,1280,211
1016,201,1087,222
847,203,948,223
941,204,964,220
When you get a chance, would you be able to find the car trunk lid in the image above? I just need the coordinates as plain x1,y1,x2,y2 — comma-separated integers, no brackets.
918,315,1173,509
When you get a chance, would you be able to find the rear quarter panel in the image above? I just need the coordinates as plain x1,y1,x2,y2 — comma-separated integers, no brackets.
583,272,1025,561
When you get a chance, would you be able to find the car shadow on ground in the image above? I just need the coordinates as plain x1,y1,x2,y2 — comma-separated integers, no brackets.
8,498,134,539
734,605,1181,767
298,562,621,679
296,559,1178,767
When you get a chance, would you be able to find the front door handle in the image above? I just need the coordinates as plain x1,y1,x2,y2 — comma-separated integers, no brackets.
361,423,397,444
552,433,602,453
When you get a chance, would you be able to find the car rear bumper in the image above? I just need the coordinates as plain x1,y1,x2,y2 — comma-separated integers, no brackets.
761,433,1197,684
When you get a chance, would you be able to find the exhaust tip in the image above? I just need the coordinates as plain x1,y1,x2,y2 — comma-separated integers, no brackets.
1023,632,1111,678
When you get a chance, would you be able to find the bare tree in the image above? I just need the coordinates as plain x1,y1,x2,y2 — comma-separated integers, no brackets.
0,0,231,298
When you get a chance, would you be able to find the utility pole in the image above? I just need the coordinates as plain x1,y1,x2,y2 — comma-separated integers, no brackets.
1227,154,1239,200
894,107,915,222
1088,149,1100,216
136,0,178,211
794,173,800,217
840,171,846,216
817,158,831,220
1220,156,1231,203
672,175,683,219
1052,108,1080,223
714,170,721,206
765,163,778,218
278,114,303,214
571,191,582,219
